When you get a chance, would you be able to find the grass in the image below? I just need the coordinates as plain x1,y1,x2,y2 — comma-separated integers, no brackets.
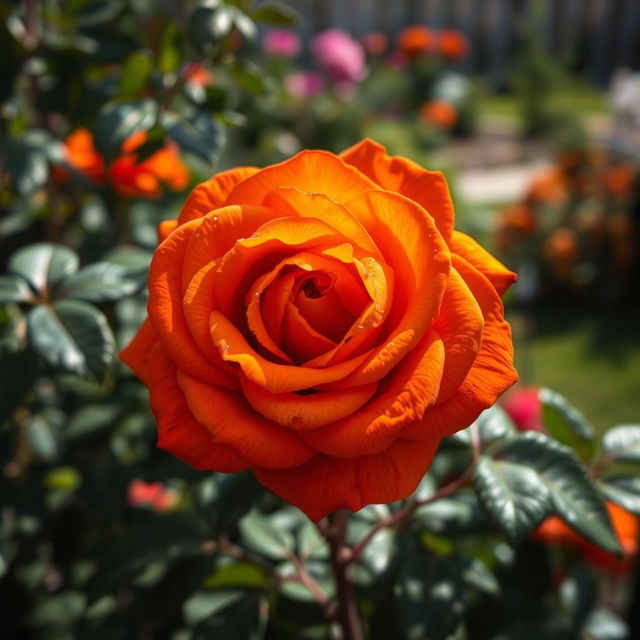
510,306,640,435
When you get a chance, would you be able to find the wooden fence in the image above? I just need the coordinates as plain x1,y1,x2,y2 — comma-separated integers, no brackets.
281,0,640,85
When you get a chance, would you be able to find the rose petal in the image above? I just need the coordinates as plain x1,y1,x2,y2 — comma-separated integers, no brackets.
120,317,157,385
403,254,517,440
240,376,378,430
300,329,445,456
322,189,450,388
148,345,248,472
214,217,352,322
341,138,454,242
263,188,380,255
254,436,441,521
450,230,517,296
177,371,316,469
432,268,484,403
210,310,371,393
148,219,239,389
224,150,379,208
177,167,259,225
181,205,279,289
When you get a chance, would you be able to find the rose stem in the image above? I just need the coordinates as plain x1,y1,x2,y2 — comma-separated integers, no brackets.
326,510,363,640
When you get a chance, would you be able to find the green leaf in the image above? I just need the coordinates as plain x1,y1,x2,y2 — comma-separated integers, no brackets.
202,562,269,590
188,5,234,51
602,424,640,465
27,300,115,381
86,512,208,603
55,262,139,303
193,471,264,535
159,22,181,75
28,412,60,461
231,8,257,41
164,109,225,165
475,405,517,445
539,387,595,462
497,432,620,554
0,276,33,304
360,528,394,575
297,521,328,560
191,594,267,639
4,131,62,196
239,510,294,561
183,590,244,626
413,495,487,535
278,560,334,602
474,456,551,543
65,403,122,441
9,243,79,295
599,476,640,515
118,51,153,99
93,100,156,160
251,2,298,26
229,59,276,95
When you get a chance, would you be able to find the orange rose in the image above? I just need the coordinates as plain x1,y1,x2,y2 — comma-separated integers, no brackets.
437,30,468,60
59,128,189,198
121,139,517,521
420,100,458,129
58,128,105,185
396,26,434,58
535,502,639,575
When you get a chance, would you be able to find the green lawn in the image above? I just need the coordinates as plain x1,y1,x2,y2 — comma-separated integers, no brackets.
510,307,640,435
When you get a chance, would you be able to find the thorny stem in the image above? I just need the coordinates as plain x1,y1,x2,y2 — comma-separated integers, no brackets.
326,510,363,640
347,468,475,567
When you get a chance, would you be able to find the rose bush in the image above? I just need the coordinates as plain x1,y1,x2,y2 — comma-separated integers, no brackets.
121,139,518,520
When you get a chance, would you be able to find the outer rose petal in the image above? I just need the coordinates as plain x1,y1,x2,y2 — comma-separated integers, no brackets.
254,436,441,522
177,167,259,225
147,218,239,389
450,230,517,296
341,138,454,242
148,345,248,473
177,371,316,469
403,255,517,440
120,318,157,385
224,150,379,208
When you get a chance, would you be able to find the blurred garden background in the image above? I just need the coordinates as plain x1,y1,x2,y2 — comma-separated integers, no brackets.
1,0,640,638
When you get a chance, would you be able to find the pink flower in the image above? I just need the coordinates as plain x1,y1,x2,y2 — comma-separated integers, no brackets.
127,479,179,512
263,29,301,58
501,386,544,432
311,29,367,86
284,71,325,98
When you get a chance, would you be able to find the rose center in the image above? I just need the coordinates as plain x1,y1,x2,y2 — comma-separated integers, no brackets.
301,276,327,299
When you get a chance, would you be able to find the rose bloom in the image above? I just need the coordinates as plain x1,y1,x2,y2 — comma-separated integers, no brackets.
60,128,189,198
108,130,190,198
420,100,458,129
535,502,639,576
500,386,543,432
396,25,434,58
121,139,517,521
437,30,468,60
311,29,367,86
263,29,301,58
182,62,213,89
128,479,179,512
58,128,105,185
284,71,325,98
